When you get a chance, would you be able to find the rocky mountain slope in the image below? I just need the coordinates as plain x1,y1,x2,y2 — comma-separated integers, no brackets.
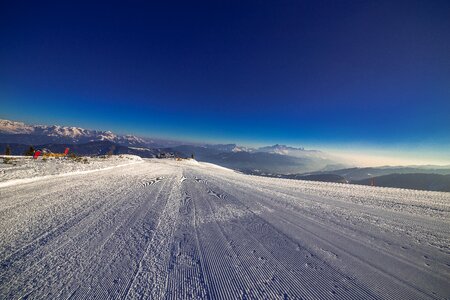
0,119,165,147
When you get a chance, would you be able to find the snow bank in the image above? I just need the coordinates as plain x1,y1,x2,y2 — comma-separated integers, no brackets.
0,155,143,187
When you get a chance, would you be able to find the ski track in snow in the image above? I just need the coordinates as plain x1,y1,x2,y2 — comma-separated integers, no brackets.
0,159,449,299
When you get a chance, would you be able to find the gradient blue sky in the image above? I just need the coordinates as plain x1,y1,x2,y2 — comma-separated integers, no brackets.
1,1,449,164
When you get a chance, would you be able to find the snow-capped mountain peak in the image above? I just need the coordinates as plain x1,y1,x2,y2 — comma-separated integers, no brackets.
0,119,145,146
0,119,34,134
258,144,306,155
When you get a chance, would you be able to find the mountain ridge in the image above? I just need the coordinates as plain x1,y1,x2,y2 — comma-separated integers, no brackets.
0,119,180,148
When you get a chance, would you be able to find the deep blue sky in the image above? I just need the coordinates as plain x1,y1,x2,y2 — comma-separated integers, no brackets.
1,1,449,162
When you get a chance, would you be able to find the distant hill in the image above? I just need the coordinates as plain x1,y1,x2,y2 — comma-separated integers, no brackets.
244,168,450,192
305,166,450,181
352,173,450,192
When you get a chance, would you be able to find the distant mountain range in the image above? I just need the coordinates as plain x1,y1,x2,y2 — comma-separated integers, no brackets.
304,166,450,181
2,118,449,192
0,119,344,173
0,119,181,148
245,167,450,192
170,144,343,173
353,173,450,192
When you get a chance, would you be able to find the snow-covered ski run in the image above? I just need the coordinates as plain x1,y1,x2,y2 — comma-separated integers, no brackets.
0,158,449,299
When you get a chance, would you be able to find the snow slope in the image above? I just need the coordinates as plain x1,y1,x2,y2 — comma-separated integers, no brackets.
0,159,449,299
0,155,143,186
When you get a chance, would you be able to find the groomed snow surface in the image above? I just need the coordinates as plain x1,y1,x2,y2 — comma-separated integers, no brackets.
0,157,449,299
0,155,143,186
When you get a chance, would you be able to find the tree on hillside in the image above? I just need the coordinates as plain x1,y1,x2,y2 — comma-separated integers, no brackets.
5,145,11,155
24,146,35,156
